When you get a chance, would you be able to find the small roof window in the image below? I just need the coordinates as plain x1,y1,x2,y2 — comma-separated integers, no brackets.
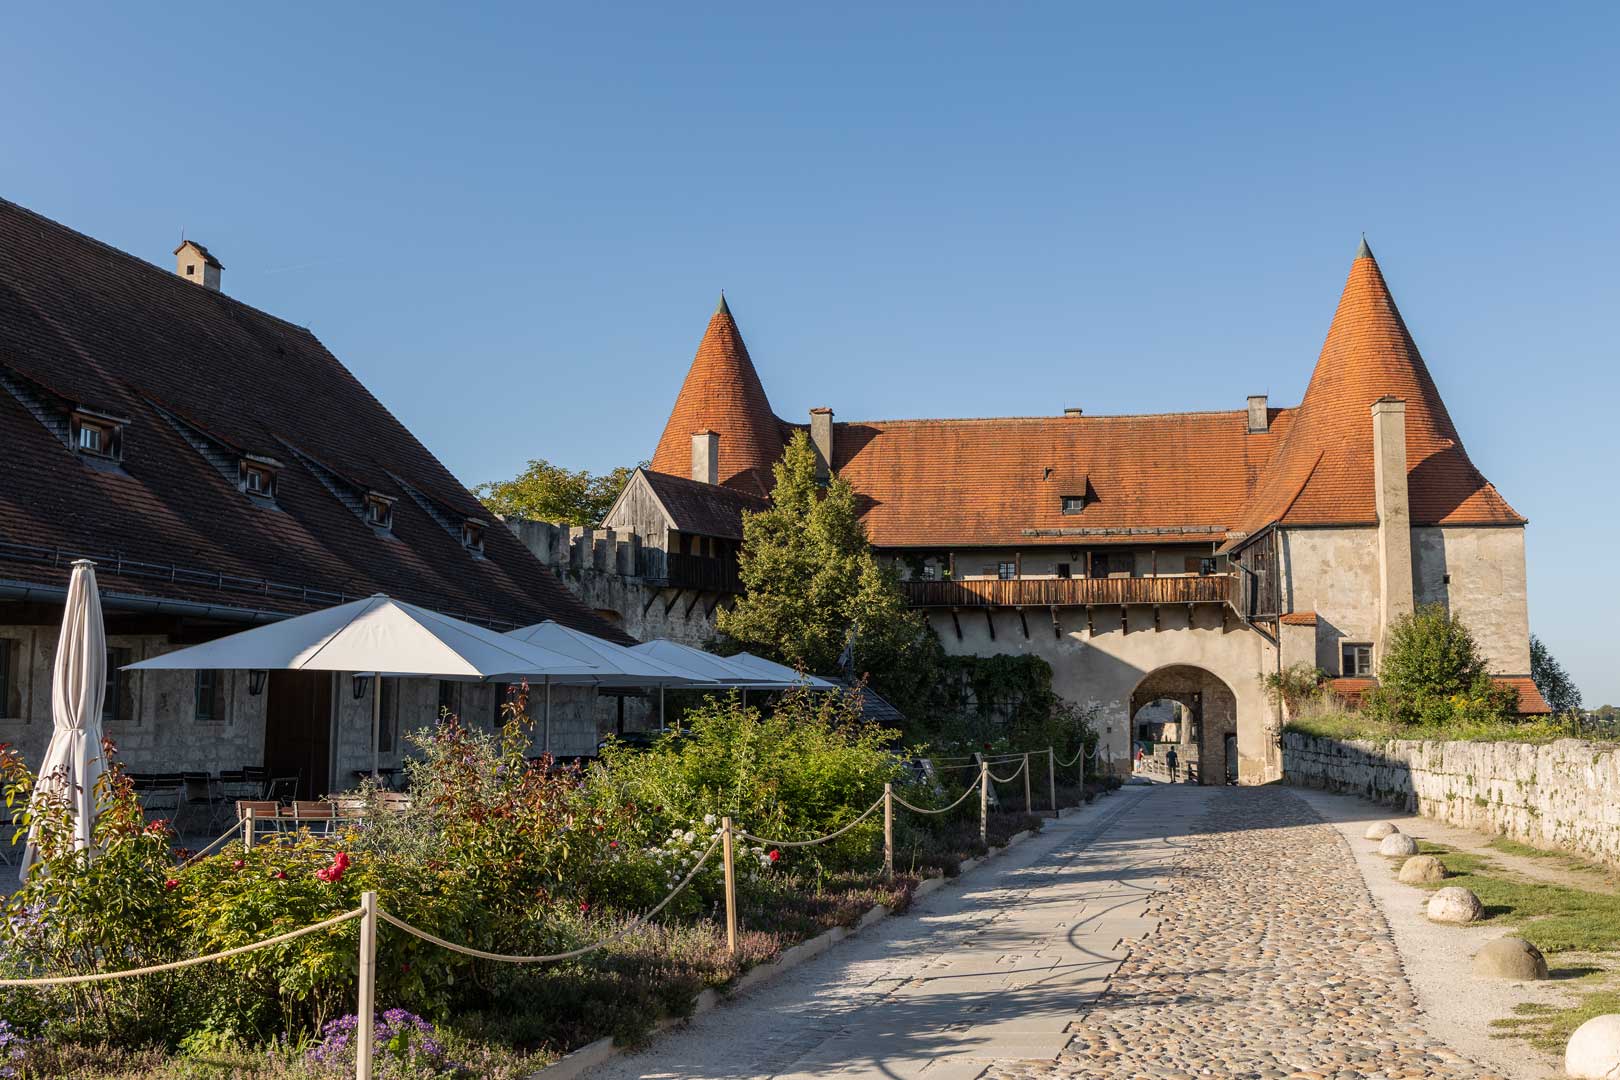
1061,494,1087,514
462,519,486,556
365,492,396,531
238,456,282,502
71,411,123,462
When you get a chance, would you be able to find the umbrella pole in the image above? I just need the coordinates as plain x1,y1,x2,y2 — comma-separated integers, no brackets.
371,676,382,779
544,678,551,755
659,685,665,732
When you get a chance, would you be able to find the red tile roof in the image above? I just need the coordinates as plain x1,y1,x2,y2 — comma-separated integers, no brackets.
650,297,782,497
0,197,626,639
1280,612,1318,626
1326,675,1550,715
1231,241,1522,537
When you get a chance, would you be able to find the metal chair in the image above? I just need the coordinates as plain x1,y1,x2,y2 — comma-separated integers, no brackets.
242,766,269,796
177,773,225,835
265,776,299,804
140,776,182,826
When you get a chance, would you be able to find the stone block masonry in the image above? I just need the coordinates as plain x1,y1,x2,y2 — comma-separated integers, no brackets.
1283,732,1620,868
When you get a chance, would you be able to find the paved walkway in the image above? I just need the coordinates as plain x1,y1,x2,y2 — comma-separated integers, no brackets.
588,785,1505,1080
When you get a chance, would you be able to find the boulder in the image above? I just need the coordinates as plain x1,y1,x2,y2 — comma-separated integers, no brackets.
1398,854,1448,884
1364,821,1399,840
1472,937,1548,980
1379,832,1420,858
1565,1014,1620,1079
1427,886,1485,924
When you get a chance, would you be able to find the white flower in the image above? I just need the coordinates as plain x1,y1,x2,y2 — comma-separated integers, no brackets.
682,830,696,844
703,814,716,827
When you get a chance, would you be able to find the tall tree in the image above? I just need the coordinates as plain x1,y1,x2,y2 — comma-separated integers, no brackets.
717,432,939,718
474,459,643,525
1366,605,1517,727
1530,634,1583,714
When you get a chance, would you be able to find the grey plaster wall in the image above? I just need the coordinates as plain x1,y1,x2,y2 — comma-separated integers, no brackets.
1283,733,1620,868
1412,526,1531,673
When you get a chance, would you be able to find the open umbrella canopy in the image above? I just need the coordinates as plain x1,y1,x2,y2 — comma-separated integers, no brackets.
505,621,715,688
725,651,839,690
126,594,596,681
627,640,795,688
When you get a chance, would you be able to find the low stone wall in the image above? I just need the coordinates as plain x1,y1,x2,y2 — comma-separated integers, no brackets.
1283,732,1620,868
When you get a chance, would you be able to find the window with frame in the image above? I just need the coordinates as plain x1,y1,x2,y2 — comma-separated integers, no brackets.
0,638,19,718
103,647,133,725
194,670,227,723
1060,495,1086,514
71,414,122,461
437,680,462,720
1342,642,1374,677
240,460,278,500
364,493,395,530
997,561,1017,581
920,562,940,581
378,677,399,753
1056,562,1072,579
461,519,485,555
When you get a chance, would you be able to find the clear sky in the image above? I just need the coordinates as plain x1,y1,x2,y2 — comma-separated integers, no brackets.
3,4,1616,702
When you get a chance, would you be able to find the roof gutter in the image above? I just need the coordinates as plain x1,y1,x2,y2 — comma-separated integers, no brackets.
0,578,292,626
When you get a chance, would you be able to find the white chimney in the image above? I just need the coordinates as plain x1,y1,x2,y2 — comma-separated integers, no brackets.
1372,397,1414,652
809,407,834,483
1246,395,1268,434
1063,407,1083,418
174,240,222,291
691,430,719,486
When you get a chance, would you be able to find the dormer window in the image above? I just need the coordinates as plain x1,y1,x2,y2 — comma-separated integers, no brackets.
70,411,123,462
1061,494,1086,514
364,492,396,530
461,519,486,555
238,456,281,502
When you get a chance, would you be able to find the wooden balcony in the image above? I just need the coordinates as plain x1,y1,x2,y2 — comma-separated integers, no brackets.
900,574,1232,609
660,552,742,594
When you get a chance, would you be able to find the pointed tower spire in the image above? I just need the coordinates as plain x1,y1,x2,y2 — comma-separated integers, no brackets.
1232,242,1522,535
649,297,784,497
1355,234,1373,261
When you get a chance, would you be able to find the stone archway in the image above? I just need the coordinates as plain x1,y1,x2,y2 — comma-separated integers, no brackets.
1129,665,1239,785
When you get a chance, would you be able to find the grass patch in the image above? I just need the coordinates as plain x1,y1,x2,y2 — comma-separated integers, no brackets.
1489,836,1562,860
1491,988,1620,1053
1284,710,1609,745
1408,843,1620,954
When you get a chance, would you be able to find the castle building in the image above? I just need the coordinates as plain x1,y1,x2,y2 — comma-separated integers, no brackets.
613,241,1547,782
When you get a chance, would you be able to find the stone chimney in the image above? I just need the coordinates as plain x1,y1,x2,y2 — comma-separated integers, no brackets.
691,429,719,486
174,240,222,291
1246,395,1269,433
1063,407,1083,418
1371,397,1414,653
809,408,834,483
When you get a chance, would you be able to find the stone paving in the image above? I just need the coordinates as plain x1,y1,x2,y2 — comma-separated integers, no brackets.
586,784,1502,1080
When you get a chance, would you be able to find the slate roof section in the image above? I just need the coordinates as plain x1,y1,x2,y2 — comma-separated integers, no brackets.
830,410,1292,548
640,468,768,540
1230,241,1522,538
0,197,627,640
649,297,783,497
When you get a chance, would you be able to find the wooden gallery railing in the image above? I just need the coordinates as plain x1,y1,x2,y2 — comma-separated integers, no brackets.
899,574,1231,609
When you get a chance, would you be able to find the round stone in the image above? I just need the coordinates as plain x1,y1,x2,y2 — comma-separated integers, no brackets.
1565,1014,1620,1078
1472,936,1548,980
1398,854,1447,884
1427,886,1485,924
1378,832,1419,858
1364,821,1399,840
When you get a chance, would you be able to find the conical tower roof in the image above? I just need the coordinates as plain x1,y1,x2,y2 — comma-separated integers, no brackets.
650,296,784,497
1232,241,1522,537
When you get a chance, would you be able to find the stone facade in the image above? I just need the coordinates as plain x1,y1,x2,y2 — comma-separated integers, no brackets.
1283,732,1620,868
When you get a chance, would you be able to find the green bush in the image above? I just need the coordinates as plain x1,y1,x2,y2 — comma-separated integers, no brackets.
1363,605,1518,730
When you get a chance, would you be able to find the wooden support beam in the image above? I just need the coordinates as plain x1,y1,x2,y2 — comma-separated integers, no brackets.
1186,603,1196,627
1119,605,1128,633
1153,604,1161,632
1086,605,1095,637
1018,608,1029,639
985,609,996,640
684,591,703,618
663,588,684,617
705,595,723,617
951,609,963,641
642,590,661,617
1050,606,1061,639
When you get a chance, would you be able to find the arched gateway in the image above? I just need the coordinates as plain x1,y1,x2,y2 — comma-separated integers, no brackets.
1129,665,1239,785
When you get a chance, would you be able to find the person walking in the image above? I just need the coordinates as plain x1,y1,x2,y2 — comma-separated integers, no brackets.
1165,746,1180,783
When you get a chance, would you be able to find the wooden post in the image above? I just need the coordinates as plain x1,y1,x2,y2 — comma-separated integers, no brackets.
882,783,894,880
356,890,378,1080
978,761,989,846
1023,753,1032,814
721,816,738,956
1048,748,1057,815
243,807,255,852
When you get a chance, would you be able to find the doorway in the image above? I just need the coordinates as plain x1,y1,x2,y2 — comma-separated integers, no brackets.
1223,733,1238,784
263,670,333,799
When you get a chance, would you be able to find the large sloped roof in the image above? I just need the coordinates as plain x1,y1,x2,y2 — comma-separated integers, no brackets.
649,296,783,498
639,468,768,541
0,197,627,640
1230,240,1522,537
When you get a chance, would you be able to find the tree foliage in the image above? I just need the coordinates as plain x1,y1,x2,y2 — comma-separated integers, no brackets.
474,458,643,525
715,432,940,720
1530,634,1582,714
1363,605,1518,728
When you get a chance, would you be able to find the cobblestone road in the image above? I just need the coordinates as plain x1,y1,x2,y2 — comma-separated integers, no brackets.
586,785,1503,1080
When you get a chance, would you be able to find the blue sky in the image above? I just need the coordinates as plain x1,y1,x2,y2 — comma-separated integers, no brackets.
3,4,1616,701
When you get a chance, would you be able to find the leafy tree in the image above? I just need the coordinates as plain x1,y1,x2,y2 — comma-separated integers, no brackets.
473,458,643,525
1530,634,1583,714
1363,604,1517,728
716,432,940,720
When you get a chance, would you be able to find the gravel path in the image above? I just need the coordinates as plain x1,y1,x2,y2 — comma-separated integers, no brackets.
585,785,1504,1080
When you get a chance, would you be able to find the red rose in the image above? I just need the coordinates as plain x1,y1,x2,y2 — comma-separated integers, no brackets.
163,878,179,890
608,840,618,849
273,870,287,880
579,901,590,913
768,850,781,863
232,859,245,870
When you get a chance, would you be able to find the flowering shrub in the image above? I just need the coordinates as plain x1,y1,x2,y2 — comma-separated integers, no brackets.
307,1008,455,1077
0,1019,29,1079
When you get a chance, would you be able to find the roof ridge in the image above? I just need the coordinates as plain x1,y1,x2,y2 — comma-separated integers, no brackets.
834,407,1289,426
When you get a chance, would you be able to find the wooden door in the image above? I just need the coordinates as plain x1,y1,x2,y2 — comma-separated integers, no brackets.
263,671,333,799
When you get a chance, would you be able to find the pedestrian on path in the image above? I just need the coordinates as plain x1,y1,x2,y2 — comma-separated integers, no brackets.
1166,746,1180,783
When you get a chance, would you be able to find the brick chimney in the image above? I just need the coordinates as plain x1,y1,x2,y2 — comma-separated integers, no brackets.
1371,397,1414,653
174,240,222,291
691,429,719,486
1246,395,1269,433
809,408,834,483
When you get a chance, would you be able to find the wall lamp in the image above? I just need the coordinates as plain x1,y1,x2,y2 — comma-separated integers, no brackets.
352,673,373,700
248,670,268,697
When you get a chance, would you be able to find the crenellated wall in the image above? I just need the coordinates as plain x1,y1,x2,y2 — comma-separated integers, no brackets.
1283,732,1620,868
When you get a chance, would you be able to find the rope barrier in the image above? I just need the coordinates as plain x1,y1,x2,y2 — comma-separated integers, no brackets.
378,833,722,964
891,782,979,816
0,908,364,988
1053,748,1084,769
178,822,245,868
737,796,885,849
987,757,1027,784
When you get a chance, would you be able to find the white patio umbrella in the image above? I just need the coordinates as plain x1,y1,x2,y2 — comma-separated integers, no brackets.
508,622,718,733
627,639,809,714
20,560,108,881
726,651,839,690
127,595,600,776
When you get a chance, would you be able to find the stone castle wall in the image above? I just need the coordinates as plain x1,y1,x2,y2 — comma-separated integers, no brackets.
1283,732,1620,867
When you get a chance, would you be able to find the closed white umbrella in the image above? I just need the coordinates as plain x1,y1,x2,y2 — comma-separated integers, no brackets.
21,560,108,881
726,651,839,690
627,640,784,687
128,595,600,775
509,622,718,735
